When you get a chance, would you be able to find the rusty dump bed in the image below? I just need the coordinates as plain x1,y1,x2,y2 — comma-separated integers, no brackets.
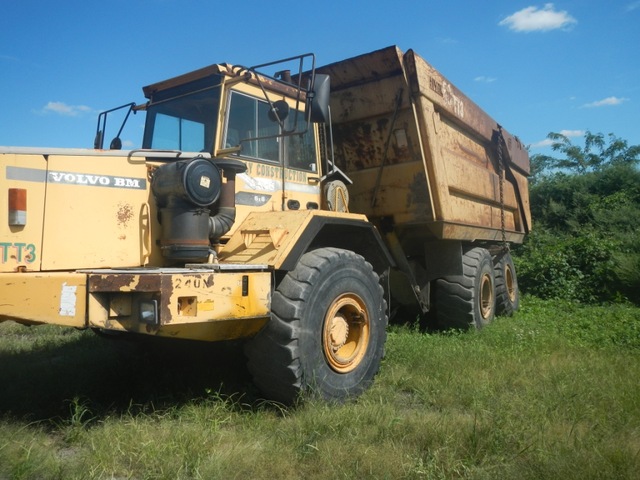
318,46,531,244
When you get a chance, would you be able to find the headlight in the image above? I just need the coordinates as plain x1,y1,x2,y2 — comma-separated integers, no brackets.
139,299,159,325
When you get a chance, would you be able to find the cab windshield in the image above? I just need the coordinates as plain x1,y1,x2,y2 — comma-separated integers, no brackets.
142,75,222,152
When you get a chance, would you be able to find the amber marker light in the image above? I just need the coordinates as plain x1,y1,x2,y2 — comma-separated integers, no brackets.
8,188,27,226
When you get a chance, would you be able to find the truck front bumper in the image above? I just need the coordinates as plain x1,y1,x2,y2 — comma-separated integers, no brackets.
0,271,87,327
1,265,272,342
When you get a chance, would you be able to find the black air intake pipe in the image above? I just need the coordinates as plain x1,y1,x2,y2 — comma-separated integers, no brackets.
208,159,247,240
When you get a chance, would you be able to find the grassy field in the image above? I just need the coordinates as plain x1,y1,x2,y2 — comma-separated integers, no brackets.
1,297,639,479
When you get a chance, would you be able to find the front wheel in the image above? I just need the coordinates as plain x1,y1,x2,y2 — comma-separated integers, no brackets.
244,248,387,404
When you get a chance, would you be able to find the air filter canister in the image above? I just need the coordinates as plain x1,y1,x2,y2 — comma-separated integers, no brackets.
151,158,223,262
151,157,222,207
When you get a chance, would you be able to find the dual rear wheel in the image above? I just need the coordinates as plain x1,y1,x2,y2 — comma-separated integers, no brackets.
433,247,519,330
494,251,519,316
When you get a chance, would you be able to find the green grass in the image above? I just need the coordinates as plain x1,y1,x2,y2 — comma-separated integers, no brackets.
1,297,639,479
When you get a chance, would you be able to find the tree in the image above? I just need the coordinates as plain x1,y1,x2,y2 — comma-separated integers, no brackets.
532,131,640,178
516,132,640,304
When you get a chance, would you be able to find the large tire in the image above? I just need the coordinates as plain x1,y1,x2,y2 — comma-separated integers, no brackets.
433,247,496,330
494,251,519,316
244,248,387,404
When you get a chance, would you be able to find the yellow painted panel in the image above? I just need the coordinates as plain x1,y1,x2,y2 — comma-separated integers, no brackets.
220,210,313,267
228,160,322,239
0,272,87,327
445,153,517,210
220,209,371,269
140,318,269,342
41,154,152,270
166,270,271,324
346,162,432,222
0,154,48,272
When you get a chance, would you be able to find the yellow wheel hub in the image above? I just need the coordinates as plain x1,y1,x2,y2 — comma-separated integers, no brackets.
323,294,370,373
505,264,516,303
479,273,494,320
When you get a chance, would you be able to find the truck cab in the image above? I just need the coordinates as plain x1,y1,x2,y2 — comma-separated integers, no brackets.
139,61,325,233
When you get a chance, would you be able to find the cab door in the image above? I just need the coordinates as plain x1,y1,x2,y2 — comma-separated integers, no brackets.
282,122,321,211
219,89,321,236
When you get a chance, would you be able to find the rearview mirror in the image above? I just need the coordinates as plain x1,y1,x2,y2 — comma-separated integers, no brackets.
308,74,330,124
268,100,290,123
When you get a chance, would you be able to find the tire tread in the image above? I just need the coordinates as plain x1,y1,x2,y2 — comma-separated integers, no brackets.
244,247,387,404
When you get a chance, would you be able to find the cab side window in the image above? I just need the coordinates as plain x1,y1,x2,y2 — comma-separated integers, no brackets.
284,114,316,172
224,91,316,171
225,92,279,162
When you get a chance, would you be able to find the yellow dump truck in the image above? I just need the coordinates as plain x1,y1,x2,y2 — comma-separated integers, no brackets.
0,46,530,403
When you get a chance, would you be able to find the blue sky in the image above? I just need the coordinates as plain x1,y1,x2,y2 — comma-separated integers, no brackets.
1,1,638,155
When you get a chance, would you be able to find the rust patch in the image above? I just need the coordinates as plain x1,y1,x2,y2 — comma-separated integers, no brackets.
429,76,443,96
159,275,174,325
333,120,386,170
136,274,165,292
88,273,164,292
407,171,431,214
89,274,136,292
117,203,135,227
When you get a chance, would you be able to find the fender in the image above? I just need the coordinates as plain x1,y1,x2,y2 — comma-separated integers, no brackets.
218,210,395,274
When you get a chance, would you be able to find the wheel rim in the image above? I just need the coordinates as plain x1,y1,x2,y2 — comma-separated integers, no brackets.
323,293,370,373
479,273,494,320
505,264,516,303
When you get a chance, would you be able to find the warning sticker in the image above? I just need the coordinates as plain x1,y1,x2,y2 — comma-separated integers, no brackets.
59,282,77,317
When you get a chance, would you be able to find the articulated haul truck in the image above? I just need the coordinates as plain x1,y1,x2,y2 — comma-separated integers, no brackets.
1,46,530,403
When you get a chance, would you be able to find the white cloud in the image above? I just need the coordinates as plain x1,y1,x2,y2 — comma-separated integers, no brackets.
437,37,458,45
530,129,584,149
474,76,497,83
529,138,555,148
559,129,585,138
627,1,640,12
499,4,577,32
39,101,93,116
581,96,629,108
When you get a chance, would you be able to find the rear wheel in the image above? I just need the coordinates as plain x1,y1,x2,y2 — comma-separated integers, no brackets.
494,251,519,316
433,247,496,330
244,248,387,404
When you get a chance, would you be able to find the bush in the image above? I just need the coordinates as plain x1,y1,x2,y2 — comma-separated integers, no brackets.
514,229,619,303
522,133,640,305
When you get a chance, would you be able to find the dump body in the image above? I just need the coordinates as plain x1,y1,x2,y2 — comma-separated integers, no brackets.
317,46,531,249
